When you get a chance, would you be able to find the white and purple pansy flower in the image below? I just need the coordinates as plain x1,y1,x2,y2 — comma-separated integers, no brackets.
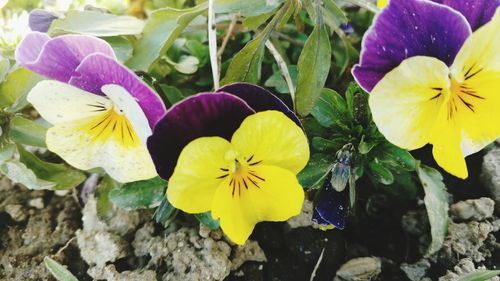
147,84,309,244
15,32,166,183
353,0,500,179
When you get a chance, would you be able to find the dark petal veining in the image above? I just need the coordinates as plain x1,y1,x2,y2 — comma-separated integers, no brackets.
352,0,472,92
147,93,255,179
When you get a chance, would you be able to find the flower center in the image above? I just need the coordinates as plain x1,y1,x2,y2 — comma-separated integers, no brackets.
83,105,139,146
217,154,266,198
445,75,485,120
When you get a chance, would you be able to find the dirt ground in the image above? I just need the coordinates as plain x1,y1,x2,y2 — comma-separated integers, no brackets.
1,145,500,281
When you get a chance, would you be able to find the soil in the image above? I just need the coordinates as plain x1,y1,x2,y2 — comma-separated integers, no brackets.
0,145,499,281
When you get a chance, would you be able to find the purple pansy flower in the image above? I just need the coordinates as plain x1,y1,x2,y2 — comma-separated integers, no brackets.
353,0,500,92
147,83,301,179
16,32,166,183
147,84,309,244
352,0,500,179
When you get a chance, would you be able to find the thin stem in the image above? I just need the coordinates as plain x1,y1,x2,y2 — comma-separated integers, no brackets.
217,13,239,63
265,40,296,108
208,0,219,90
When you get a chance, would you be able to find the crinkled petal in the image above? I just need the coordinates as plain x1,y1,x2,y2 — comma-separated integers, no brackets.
69,53,166,127
147,93,255,179
211,165,304,245
231,111,309,174
219,83,302,129
446,9,500,164
46,115,157,183
15,32,115,82
352,0,471,92
369,56,450,150
27,80,113,124
167,137,232,214
432,0,500,31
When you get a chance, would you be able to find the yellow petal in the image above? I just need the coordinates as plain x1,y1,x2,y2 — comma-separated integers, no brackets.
27,80,112,124
211,165,304,245
231,111,309,174
432,142,468,179
167,137,233,214
369,56,450,150
377,0,388,9
449,9,500,156
47,115,157,183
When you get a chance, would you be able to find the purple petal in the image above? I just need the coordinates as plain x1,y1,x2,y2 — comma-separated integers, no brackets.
147,93,255,179
432,0,500,30
312,180,348,230
218,83,302,129
29,9,59,32
352,0,472,92
69,53,166,127
16,32,115,82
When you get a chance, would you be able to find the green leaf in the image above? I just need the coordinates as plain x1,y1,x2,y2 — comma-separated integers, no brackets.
104,37,133,62
322,0,347,25
96,175,120,221
0,143,16,164
297,153,334,189
243,10,275,30
50,10,145,36
44,256,78,281
264,66,297,94
345,82,364,120
375,142,416,171
17,146,86,190
0,159,55,190
185,39,209,67
311,88,348,128
296,23,332,116
220,34,266,84
0,55,10,83
0,68,43,110
155,197,178,226
159,84,186,105
368,160,394,185
222,1,291,85
126,4,206,71
417,163,449,257
9,116,48,147
458,270,500,281
166,55,200,74
358,135,377,154
109,177,167,210
311,137,345,152
195,212,220,230
215,0,284,17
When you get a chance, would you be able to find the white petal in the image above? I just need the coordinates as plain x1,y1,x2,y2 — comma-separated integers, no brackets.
27,80,112,124
46,117,157,183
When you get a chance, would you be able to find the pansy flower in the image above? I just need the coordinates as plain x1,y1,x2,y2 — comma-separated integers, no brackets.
15,32,166,183
353,0,500,178
148,83,309,244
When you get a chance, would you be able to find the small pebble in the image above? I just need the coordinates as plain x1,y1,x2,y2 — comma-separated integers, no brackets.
450,198,494,221
5,204,28,222
28,198,44,209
